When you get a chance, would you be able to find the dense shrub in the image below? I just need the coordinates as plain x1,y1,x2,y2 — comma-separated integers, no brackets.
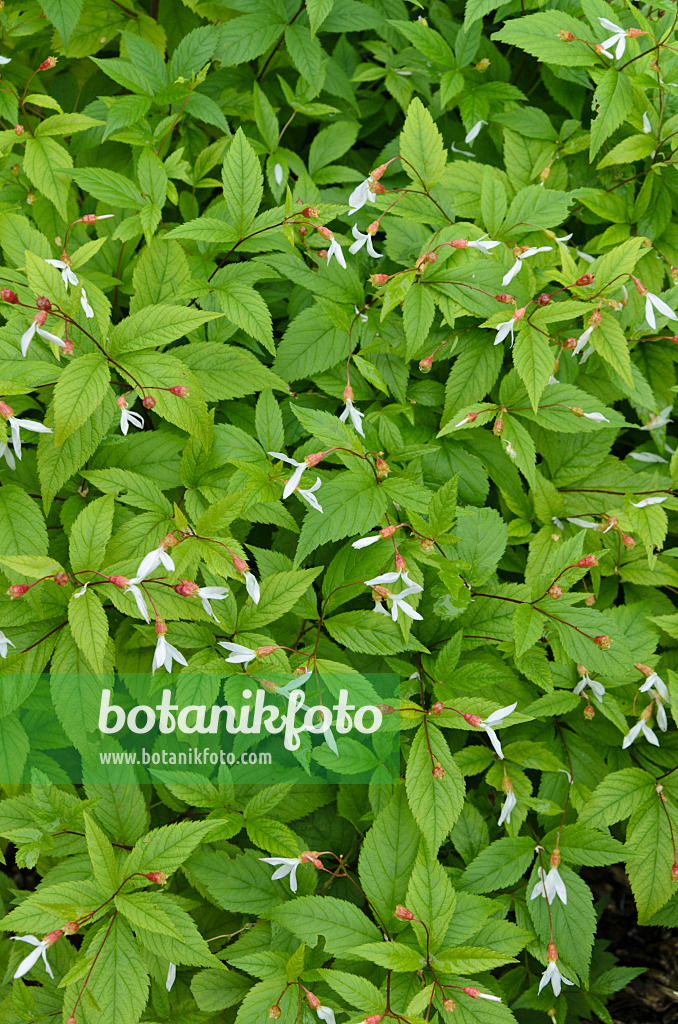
0,0,677,1021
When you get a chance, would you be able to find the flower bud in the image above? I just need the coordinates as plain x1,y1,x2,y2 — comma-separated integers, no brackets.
142,395,156,409
155,619,167,636
371,162,389,180
63,921,80,935
537,292,551,306
298,224,308,238
575,273,594,286
431,701,444,715
10,164,20,177
39,56,57,70
432,761,445,779
377,703,395,715
108,575,128,589
366,1016,385,1024
317,249,328,259
495,293,515,303
627,27,646,37
550,848,561,868
463,988,480,999
36,296,52,311
559,30,575,40
305,991,321,1010
379,524,398,539
81,214,97,224
370,273,389,285
564,336,577,350
161,533,179,549
0,288,18,303
593,635,612,650
256,645,277,657
375,456,390,478
317,225,332,240
301,206,318,219
26,193,36,204
450,238,468,249
493,416,503,436
0,400,14,419
67,1017,77,1024
7,584,30,598
502,775,513,794
540,166,550,182
394,552,407,572
419,355,433,372
14,124,25,135
54,572,69,586
145,871,168,884
43,929,63,947
233,554,249,573
463,713,482,727
174,579,199,597
475,58,490,70
269,1007,281,1020
394,904,415,920
583,702,595,719
169,385,189,397
549,584,563,599
634,663,653,677
577,555,598,568
584,594,595,606
622,533,635,548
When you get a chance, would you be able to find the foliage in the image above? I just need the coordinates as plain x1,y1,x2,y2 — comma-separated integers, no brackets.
0,0,677,1022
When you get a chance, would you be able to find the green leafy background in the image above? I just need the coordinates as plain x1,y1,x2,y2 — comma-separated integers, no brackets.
0,0,677,1020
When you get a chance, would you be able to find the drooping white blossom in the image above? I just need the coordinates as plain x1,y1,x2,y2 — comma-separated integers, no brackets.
339,395,365,436
622,715,660,749
152,632,188,674
497,789,517,827
598,17,628,59
118,399,144,435
219,641,257,665
501,246,552,286
166,962,177,991
44,258,93,318
20,318,67,358
539,957,574,997
132,545,175,583
573,671,605,701
260,856,303,892
464,119,487,144
530,865,567,905
479,703,517,759
298,476,323,512
327,236,346,269
349,223,382,258
644,291,677,330
630,495,668,508
0,631,15,658
196,586,229,621
11,935,57,980
639,406,673,431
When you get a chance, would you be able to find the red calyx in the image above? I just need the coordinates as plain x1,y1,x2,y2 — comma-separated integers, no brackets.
7,584,30,598
155,619,168,636
174,579,199,597
39,56,57,70
233,554,249,573
0,288,18,303
145,871,168,885
575,274,594,286
36,296,51,311
577,555,598,568
463,987,480,998
169,385,189,397
142,395,156,409
54,572,69,586
593,635,612,650
394,905,415,920
14,124,25,136
462,713,482,727
256,645,277,657
108,575,129,589
0,400,14,419
431,701,445,715
537,293,551,306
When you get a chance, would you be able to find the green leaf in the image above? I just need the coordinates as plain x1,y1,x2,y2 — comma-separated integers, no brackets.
454,507,507,585
358,786,420,928
69,493,115,572
400,97,447,189
598,133,657,169
68,588,109,672
53,353,110,446
626,799,677,924
513,325,554,412
403,285,435,359
493,11,594,67
238,568,321,629
0,486,48,557
460,836,535,892
84,812,119,892
406,723,465,856
590,70,634,160
71,167,144,208
215,280,274,354
63,917,149,1024
579,768,655,827
40,0,84,46
270,895,381,958
23,136,73,219
107,305,222,356
274,305,348,380
222,128,263,236
295,472,387,564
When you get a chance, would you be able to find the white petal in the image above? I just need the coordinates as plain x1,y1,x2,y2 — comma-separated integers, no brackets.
282,461,306,499
328,238,346,270
631,496,667,507
10,417,52,435
364,572,400,586
464,119,486,144
166,961,177,991
125,584,150,623
245,572,261,604
645,295,657,330
622,721,643,748
274,163,283,185
365,236,383,259
483,726,504,759
20,322,37,357
352,535,381,549
348,179,371,216
483,702,517,726
501,260,522,287
36,326,67,346
642,112,652,133
649,293,678,321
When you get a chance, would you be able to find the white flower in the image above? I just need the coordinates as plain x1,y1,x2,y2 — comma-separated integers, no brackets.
566,517,598,528
20,319,67,357
531,865,567,905
547,375,559,385
584,411,609,423
449,141,475,157
552,516,564,530
464,119,487,144
631,495,668,508
467,236,501,255
555,233,573,243
5,416,53,459
166,962,177,991
644,292,677,330
598,18,628,59
10,935,55,980
269,451,309,497
539,958,574,997
152,632,188,674
0,55,11,65
622,716,660,749
0,631,15,658
132,545,175,583
327,236,346,269
364,570,423,622
273,163,283,185
339,396,365,436
479,703,517,758
628,451,667,463
298,476,323,512
654,693,668,731
349,223,382,259
119,400,144,435
260,856,302,892
348,176,378,215
573,326,594,355
352,534,382,548
642,112,652,133
494,318,516,346
576,248,596,264
573,672,605,701
124,581,150,622
639,671,669,701
501,246,552,287
197,586,229,621
373,600,390,616
364,569,422,590
354,304,368,322
73,582,90,598
316,1007,336,1024
244,572,260,604
219,641,257,665
640,406,673,431
44,258,94,319
0,442,16,469
498,789,517,827
388,585,423,622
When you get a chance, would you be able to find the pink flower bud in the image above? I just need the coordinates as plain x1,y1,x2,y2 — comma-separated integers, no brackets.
233,554,249,573
142,395,156,409
269,1007,281,1020
368,180,386,195
0,288,18,303
367,220,379,235
174,579,199,597
36,295,51,311
379,524,398,539
169,385,189,397
14,123,25,136
0,400,14,419
54,572,69,586
108,575,129,589
63,338,74,355
301,206,318,218
431,701,444,715
583,702,595,719
305,991,321,1010
371,162,389,180
300,850,319,863
305,449,330,468
43,930,63,947
370,273,388,285
256,645,277,657
627,27,646,37
432,761,445,779
564,336,577,350
577,555,598,568
443,999,456,1012
495,293,515,303
7,584,30,598
419,355,433,372
145,871,168,884
39,56,57,70
394,552,406,571
375,456,390,478
463,988,480,999
549,584,563,599
622,533,635,549
631,275,648,296
63,921,80,935
394,905,415,920
634,663,653,677
537,293,551,306
317,225,332,240
450,238,468,249
559,30,575,41
593,635,612,650
81,214,97,224
161,533,179,549
575,273,594,286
